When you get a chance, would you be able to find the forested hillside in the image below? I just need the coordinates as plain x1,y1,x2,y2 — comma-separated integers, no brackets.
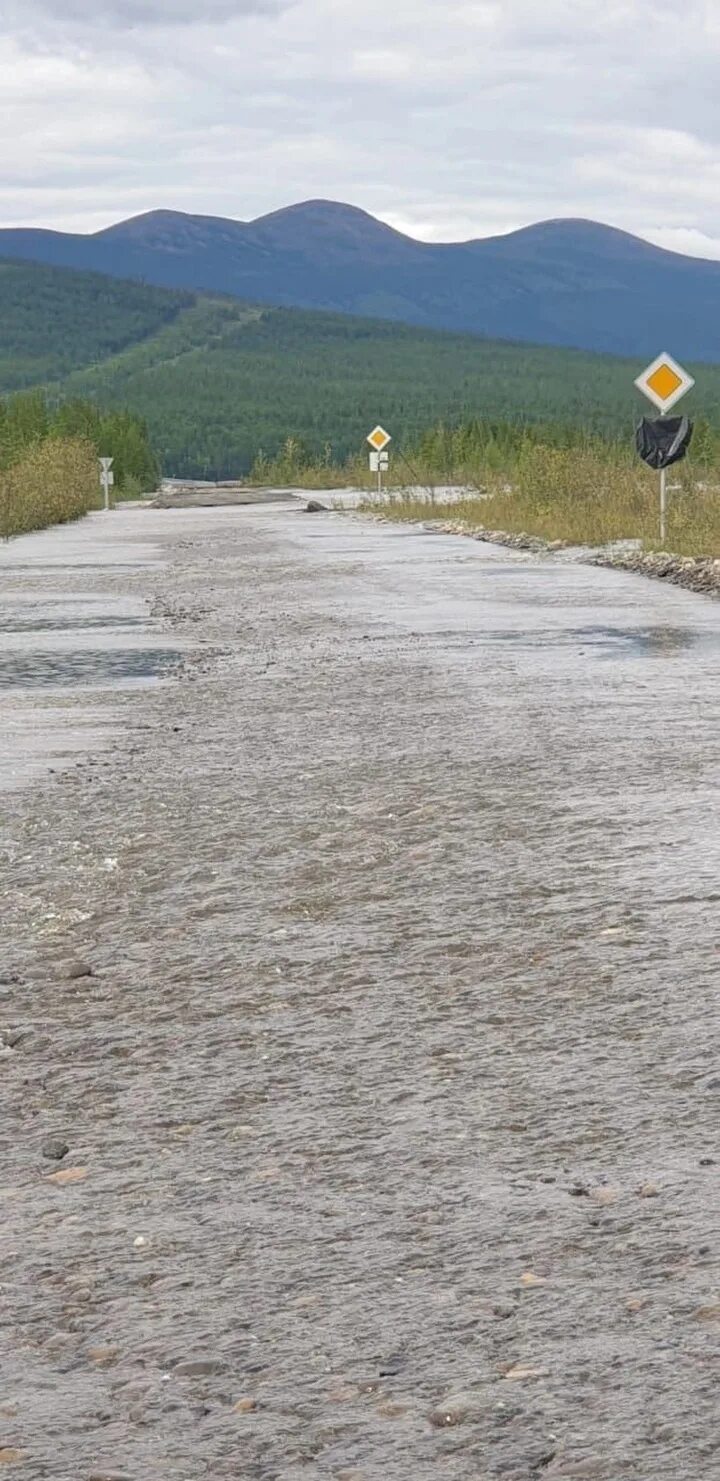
0,260,193,391
52,305,719,478
2,258,719,479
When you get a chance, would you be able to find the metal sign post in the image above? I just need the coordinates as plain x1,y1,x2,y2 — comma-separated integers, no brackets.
634,354,695,544
367,426,392,497
99,456,114,511
659,467,667,545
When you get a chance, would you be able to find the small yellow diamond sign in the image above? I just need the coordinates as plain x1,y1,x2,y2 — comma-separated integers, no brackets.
635,352,694,413
367,425,391,452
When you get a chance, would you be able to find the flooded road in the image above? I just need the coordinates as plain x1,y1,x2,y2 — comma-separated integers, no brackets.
1,503,718,1480
0,516,181,790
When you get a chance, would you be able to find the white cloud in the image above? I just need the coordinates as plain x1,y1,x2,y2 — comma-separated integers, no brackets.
1,0,720,257
6,0,285,27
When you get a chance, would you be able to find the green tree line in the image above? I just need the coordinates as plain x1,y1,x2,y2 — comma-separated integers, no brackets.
0,391,159,492
251,413,720,488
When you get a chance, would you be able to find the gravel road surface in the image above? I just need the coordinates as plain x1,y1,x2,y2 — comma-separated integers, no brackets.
1,503,718,1480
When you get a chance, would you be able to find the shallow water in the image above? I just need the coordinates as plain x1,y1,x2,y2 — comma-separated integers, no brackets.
1,501,718,1480
0,646,180,689
0,613,146,633
0,516,181,788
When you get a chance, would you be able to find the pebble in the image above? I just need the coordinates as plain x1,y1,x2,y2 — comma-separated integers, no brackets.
174,1359,229,1377
233,1398,258,1413
62,960,94,980
428,1403,465,1428
493,1301,518,1319
590,1187,619,1206
692,1305,720,1323
45,1166,88,1186
502,1365,549,1381
0,1452,25,1466
649,1425,675,1442
428,1392,490,1427
88,1346,120,1367
44,1334,71,1353
638,1183,660,1199
41,1137,70,1162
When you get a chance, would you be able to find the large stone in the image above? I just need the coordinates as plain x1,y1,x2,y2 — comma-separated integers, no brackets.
41,1138,70,1162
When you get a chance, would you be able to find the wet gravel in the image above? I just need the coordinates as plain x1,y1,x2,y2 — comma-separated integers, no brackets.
1,504,719,1481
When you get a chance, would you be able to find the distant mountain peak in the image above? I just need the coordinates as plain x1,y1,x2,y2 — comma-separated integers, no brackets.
258,198,376,220
482,216,668,261
248,199,417,257
95,208,248,243
255,198,402,228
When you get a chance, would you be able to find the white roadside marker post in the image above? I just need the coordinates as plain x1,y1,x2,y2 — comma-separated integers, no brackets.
99,456,115,511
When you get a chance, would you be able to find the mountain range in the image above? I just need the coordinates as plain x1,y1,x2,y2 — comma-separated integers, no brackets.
2,201,720,360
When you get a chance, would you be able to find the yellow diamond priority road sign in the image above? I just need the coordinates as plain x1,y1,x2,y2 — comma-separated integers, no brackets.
635,352,695,413
367,425,392,452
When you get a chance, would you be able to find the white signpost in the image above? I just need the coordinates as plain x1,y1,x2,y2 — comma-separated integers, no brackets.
99,456,114,511
634,353,695,544
367,426,391,494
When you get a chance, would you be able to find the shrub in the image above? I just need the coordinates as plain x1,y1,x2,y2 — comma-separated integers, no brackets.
0,437,98,539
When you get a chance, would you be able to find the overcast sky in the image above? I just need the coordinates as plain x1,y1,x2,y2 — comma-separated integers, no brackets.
2,0,720,255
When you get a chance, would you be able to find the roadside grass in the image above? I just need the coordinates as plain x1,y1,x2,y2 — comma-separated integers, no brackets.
0,438,99,539
114,472,151,502
364,445,720,558
251,439,372,489
251,431,720,559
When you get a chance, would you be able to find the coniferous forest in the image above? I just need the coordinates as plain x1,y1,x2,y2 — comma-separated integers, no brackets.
2,256,720,479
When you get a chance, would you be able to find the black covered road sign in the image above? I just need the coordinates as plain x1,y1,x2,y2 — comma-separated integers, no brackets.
635,416,694,471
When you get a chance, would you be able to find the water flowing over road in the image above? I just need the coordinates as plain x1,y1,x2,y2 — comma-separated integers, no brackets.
1,503,718,1480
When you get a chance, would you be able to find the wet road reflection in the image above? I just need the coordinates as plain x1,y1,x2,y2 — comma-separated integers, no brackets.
0,515,180,789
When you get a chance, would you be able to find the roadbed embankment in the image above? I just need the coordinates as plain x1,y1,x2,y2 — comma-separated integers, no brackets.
412,517,720,597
